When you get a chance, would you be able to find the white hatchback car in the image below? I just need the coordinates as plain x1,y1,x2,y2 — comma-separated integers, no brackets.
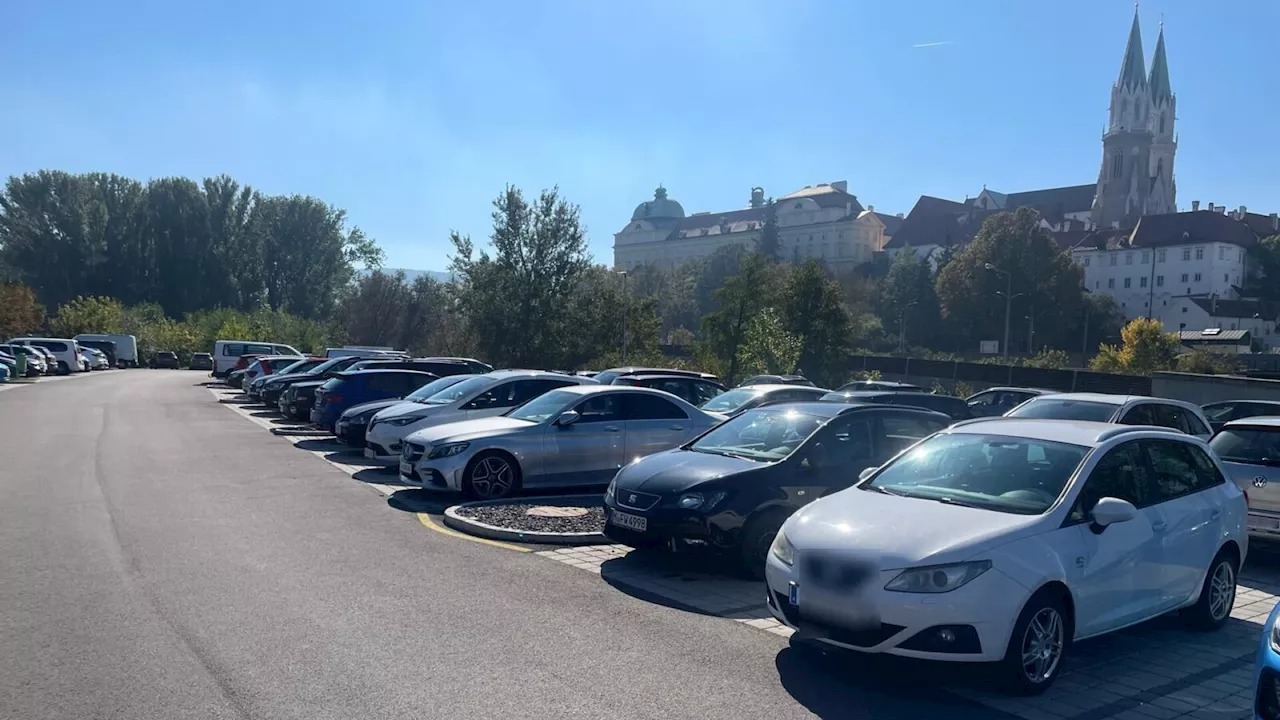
765,418,1246,695
363,370,596,464
1004,392,1213,440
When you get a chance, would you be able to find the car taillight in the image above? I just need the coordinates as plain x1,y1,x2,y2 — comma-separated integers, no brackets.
327,395,343,405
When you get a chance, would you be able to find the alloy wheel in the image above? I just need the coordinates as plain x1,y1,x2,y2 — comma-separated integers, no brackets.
1209,560,1235,622
471,457,514,499
1020,607,1064,684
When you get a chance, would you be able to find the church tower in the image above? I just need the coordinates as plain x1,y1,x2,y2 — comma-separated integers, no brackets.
1092,10,1155,229
1146,22,1177,215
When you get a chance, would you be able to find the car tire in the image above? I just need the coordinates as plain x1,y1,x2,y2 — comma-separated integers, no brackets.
737,510,790,581
1184,548,1238,631
1000,589,1069,695
462,451,521,501
56,361,70,375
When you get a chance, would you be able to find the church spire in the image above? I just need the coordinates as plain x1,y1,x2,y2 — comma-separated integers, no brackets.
1148,23,1172,104
1117,8,1148,90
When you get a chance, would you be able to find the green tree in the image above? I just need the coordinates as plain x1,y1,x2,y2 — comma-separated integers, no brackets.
756,199,780,260
50,295,126,336
878,247,940,351
699,252,779,384
737,307,802,377
0,282,44,337
1244,235,1280,301
1090,317,1181,375
935,209,1085,354
779,260,855,385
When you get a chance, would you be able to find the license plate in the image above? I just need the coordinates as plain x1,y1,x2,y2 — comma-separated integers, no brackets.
364,448,375,459
399,461,413,476
611,510,647,532
789,581,799,606
1249,515,1280,531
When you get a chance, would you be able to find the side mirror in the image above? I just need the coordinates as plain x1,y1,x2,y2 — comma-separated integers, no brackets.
858,467,878,482
555,410,581,427
1089,497,1138,534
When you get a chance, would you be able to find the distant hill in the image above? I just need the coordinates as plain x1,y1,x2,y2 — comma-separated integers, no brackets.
359,268,453,284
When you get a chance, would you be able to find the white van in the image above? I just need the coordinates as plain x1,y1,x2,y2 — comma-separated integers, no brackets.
211,339,301,377
8,337,84,374
74,334,139,367
363,370,594,464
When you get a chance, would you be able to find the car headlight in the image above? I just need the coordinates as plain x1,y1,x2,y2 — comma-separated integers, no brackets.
884,560,992,593
677,491,727,510
427,442,469,459
385,416,423,427
770,528,795,566
1271,615,1280,654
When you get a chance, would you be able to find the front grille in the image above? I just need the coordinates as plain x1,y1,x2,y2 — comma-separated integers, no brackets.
402,442,425,463
616,489,661,511
368,443,390,457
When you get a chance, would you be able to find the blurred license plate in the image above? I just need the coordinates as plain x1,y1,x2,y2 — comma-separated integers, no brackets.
611,510,647,532
399,461,413,475
789,582,799,606
1249,515,1280,531
364,448,376,459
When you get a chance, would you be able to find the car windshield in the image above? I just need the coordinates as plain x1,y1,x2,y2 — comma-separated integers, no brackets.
304,357,347,375
592,370,625,385
700,388,763,413
275,359,312,375
862,433,1089,515
689,408,824,461
1005,398,1117,422
1209,428,1280,466
423,375,494,405
405,374,472,401
507,389,579,423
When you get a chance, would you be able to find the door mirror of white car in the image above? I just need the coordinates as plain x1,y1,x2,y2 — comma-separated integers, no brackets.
555,410,581,427
857,467,877,482
1090,497,1138,533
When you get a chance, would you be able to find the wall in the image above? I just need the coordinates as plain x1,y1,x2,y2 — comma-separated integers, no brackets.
1150,372,1280,405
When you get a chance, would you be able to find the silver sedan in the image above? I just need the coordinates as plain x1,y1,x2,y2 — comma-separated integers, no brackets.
399,385,725,500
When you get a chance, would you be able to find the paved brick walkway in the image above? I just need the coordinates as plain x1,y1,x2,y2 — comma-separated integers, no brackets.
538,544,1280,720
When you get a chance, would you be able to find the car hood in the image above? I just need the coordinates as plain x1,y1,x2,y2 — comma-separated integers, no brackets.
406,416,534,445
266,371,322,386
785,489,1044,570
614,449,765,494
371,400,437,422
341,399,402,421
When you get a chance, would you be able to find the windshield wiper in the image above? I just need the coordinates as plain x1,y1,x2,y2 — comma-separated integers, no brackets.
934,495,987,509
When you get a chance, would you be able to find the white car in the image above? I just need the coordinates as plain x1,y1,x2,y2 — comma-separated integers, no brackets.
1004,392,1213,440
363,370,596,464
765,418,1246,695
8,337,84,374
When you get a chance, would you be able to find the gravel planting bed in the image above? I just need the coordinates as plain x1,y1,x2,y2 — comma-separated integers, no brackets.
453,501,606,534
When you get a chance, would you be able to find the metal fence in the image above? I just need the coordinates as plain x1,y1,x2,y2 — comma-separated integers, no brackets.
849,355,1152,395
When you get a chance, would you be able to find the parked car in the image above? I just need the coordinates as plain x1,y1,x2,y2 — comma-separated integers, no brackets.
84,348,110,370
153,351,180,369
7,337,84,374
310,369,440,432
1202,400,1280,434
765,418,1246,694
611,373,727,406
592,367,718,385
226,369,249,388
248,357,325,398
699,384,831,419
1255,604,1280,719
0,358,9,382
77,350,92,372
335,375,475,448
29,345,58,375
189,352,214,371
738,374,815,387
259,355,382,408
365,370,595,464
1004,393,1213,440
836,380,923,393
604,403,950,577
1209,417,1280,540
211,340,300,377
345,357,475,377
74,334,138,367
964,387,1054,418
0,344,46,376
399,385,723,499
822,390,974,422
242,356,304,397
76,339,118,368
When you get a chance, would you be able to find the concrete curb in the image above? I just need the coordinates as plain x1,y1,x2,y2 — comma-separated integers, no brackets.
442,494,609,545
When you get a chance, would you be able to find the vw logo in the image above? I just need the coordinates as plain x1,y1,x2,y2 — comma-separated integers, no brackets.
1255,476,1269,489
628,494,638,504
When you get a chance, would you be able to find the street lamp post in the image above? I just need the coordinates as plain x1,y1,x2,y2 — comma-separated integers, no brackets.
616,271,629,364
898,300,919,353
984,263,1014,359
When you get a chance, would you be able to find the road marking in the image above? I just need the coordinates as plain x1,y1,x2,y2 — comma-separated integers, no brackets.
417,513,531,552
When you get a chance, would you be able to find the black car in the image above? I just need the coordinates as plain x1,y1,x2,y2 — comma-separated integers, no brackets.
738,374,815,387
594,366,719,385
611,373,727,407
835,380,923,392
189,352,214,371
821,390,973,422
1202,400,1280,433
279,380,326,420
260,355,377,408
603,402,950,578
699,384,830,418
153,351,180,369
964,386,1054,418
345,358,474,377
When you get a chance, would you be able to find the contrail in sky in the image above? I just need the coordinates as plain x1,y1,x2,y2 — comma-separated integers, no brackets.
912,41,952,48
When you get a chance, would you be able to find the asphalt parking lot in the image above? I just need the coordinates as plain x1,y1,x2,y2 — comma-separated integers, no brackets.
3,370,1273,719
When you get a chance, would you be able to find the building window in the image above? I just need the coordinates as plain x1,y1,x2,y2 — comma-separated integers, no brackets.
1180,323,1186,329
1157,158,1164,177
1231,323,1237,330
1196,247,1205,260
1095,281,1100,289
1109,255,1118,267
1156,275,1164,287
1182,249,1191,261
1141,251,1150,264
1083,257,1091,266
1194,272,1202,282
1113,151,1123,179
1220,248,1227,260
1126,253,1134,265
1239,251,1244,262
1108,278,1115,289
1124,278,1131,288
1224,273,1229,283
1160,115,1166,134
1181,273,1188,282
1140,277,1148,288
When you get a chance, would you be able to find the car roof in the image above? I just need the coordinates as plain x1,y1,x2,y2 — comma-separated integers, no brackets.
622,373,720,383
551,384,682,398
1033,393,1200,410
976,387,1055,395
486,369,582,380
1223,416,1280,429
943,417,1174,446
337,369,437,377
1206,399,1280,407
748,401,949,420
745,384,828,393
824,390,961,401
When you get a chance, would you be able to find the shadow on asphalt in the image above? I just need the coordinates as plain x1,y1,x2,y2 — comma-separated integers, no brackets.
294,438,342,452
218,397,253,404
386,488,453,514
351,468,400,485
248,410,280,418
773,641,996,719
598,550,748,617
328,452,386,468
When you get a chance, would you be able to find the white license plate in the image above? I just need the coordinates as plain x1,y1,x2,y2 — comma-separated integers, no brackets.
1249,515,1280,531
364,448,375,459
399,461,413,476
611,510,647,532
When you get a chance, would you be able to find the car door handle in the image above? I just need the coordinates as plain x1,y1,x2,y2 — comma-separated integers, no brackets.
1152,521,1168,532
1210,509,1221,520
604,425,621,432
669,425,685,431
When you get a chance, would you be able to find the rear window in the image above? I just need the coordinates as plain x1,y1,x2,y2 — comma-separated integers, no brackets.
1209,427,1280,467
33,340,68,352
1006,398,1117,422
221,343,245,356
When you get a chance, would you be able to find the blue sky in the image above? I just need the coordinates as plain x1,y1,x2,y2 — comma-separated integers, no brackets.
3,1,1276,271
